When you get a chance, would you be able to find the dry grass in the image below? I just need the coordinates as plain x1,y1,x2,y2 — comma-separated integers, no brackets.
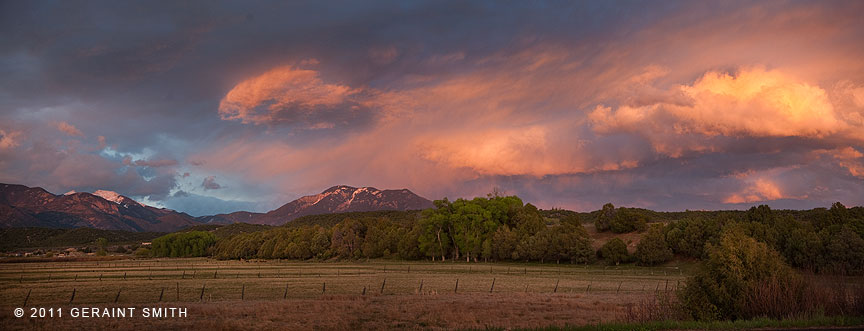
1,293,641,330
0,258,690,329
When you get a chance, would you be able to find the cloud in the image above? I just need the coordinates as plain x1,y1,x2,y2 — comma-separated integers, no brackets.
368,45,399,65
218,64,363,127
0,129,22,150
122,156,179,168
590,67,849,138
4,1,864,213
816,147,864,178
202,176,222,190
55,121,84,137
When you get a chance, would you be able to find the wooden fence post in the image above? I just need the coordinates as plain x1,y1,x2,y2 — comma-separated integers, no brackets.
490,278,496,293
159,287,164,302
454,279,459,293
199,283,206,302
380,279,386,294
616,282,622,294
322,282,326,294
283,283,289,299
69,288,76,304
115,288,122,303
419,279,424,293
23,289,31,307
176,282,180,301
242,284,245,300
554,279,559,293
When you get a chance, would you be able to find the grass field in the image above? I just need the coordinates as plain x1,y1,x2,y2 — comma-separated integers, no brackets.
0,258,694,329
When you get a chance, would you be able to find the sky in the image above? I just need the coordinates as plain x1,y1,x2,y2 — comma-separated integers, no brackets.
1,1,863,216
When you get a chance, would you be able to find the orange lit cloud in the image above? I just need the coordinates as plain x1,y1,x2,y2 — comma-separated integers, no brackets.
816,147,864,178
55,121,85,137
724,177,785,204
591,67,847,139
0,129,23,150
218,64,361,126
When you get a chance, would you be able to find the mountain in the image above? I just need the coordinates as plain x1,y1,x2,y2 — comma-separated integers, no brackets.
0,183,434,230
0,183,197,232
195,211,263,225
251,185,434,225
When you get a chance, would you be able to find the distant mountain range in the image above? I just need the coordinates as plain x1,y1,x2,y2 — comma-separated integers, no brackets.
0,183,433,231
195,185,433,226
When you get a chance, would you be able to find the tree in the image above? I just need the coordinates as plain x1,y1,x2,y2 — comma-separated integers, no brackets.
595,203,616,232
491,226,518,261
610,209,648,233
634,224,673,266
679,227,796,320
598,238,629,265
95,237,108,256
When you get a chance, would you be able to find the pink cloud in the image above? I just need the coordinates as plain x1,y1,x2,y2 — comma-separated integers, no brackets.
0,129,22,150
218,64,361,126
55,121,84,137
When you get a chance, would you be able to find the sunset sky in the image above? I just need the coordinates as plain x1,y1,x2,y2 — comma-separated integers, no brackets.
1,1,863,216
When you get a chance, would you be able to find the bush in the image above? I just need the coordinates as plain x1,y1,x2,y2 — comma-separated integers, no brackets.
679,227,796,320
134,247,151,257
598,238,629,265
635,224,673,266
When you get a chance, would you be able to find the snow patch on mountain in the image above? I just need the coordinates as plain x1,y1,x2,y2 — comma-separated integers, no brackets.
93,190,143,207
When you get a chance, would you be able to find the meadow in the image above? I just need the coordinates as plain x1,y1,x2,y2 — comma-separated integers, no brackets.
0,258,691,329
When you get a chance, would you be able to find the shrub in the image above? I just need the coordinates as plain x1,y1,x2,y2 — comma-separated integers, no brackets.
598,238,629,265
635,224,673,266
679,227,796,320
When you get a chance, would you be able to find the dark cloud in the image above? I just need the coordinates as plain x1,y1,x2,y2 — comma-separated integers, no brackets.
202,176,222,190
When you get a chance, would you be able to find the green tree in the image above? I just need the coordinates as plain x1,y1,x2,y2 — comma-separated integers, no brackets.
635,224,673,266
491,226,518,261
95,237,108,256
679,227,796,320
598,238,629,265
595,203,616,232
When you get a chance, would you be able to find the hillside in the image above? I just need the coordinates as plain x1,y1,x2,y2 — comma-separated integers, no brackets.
0,227,165,251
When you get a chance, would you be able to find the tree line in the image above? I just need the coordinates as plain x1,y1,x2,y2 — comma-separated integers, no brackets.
210,195,595,264
146,196,864,277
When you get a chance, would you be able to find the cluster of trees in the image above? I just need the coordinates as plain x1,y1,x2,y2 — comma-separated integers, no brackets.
150,231,216,257
212,195,595,264
211,218,414,260
594,203,649,233
417,196,593,263
629,203,864,275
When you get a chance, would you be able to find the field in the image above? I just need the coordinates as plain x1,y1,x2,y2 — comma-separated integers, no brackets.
0,258,692,330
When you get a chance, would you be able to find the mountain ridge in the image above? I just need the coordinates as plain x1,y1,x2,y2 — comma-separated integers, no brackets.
0,183,434,230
